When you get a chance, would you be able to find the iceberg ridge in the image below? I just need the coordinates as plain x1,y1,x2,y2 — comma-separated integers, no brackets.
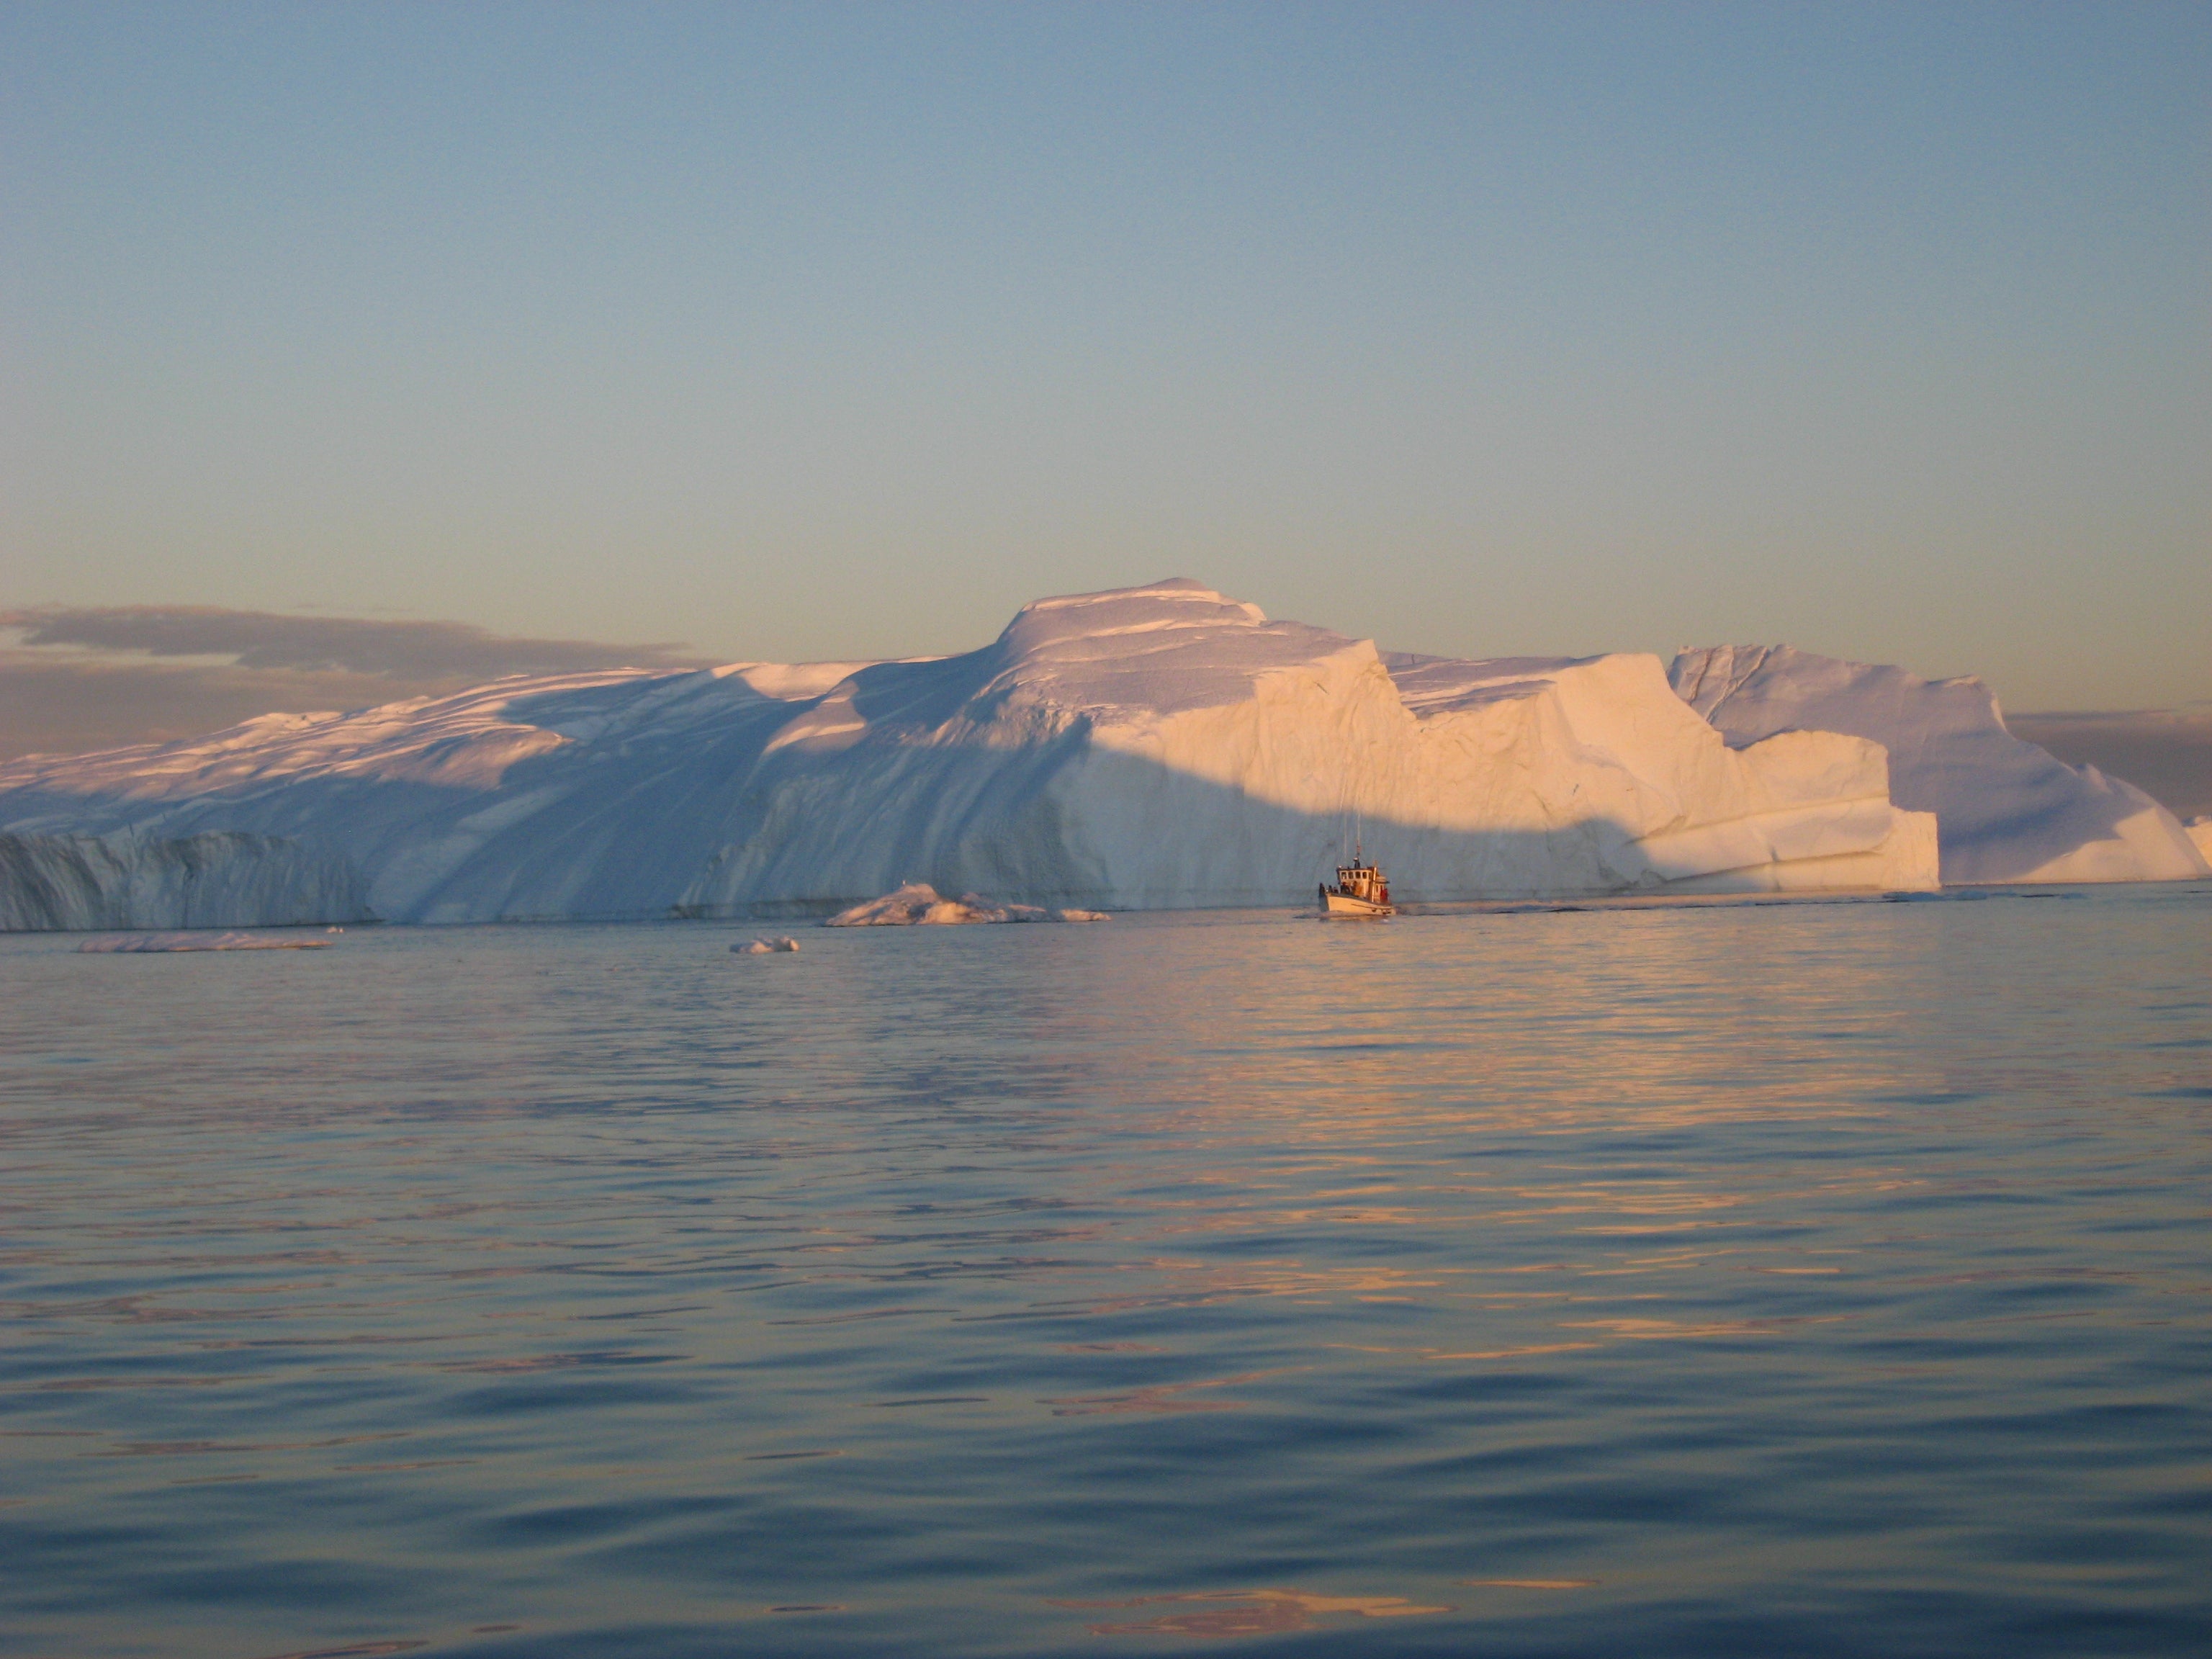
1671,645,2208,884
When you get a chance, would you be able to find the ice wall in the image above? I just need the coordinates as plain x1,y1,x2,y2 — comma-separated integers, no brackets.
673,585,1937,911
1,581,1946,927
0,830,373,932
1671,645,2210,885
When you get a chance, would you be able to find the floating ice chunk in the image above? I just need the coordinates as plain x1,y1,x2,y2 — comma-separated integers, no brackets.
824,882,1110,926
732,936,801,953
77,931,333,953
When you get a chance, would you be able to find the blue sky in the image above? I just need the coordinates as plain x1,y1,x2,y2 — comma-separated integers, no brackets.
4,1,2206,713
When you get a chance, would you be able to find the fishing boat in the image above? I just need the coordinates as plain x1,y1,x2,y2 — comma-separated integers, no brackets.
1319,838,1395,918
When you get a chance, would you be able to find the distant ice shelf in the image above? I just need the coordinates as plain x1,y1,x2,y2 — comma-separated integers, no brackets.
0,580,2195,931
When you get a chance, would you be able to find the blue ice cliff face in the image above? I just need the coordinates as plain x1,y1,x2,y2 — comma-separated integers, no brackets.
0,830,373,931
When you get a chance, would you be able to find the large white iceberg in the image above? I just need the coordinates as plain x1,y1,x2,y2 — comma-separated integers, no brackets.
1671,645,2209,886
0,582,1945,927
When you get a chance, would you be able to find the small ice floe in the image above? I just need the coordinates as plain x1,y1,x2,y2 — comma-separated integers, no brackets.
77,931,333,953
732,936,801,953
824,882,1109,927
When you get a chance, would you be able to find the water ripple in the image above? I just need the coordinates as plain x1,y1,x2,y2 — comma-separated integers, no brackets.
3,892,2208,1655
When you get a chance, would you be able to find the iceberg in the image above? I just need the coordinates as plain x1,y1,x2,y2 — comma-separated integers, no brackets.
2189,819,2212,864
825,883,1110,926
1671,646,2210,886
731,935,801,953
0,829,372,932
28,577,2188,930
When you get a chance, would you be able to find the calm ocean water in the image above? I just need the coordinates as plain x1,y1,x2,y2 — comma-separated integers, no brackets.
3,887,2208,1658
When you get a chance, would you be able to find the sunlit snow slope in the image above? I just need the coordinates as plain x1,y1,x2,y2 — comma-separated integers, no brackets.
1672,646,2209,886
2,578,2105,930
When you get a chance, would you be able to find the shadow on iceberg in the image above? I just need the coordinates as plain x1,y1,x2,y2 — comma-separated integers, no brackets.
0,727,1928,930
667,736,1932,920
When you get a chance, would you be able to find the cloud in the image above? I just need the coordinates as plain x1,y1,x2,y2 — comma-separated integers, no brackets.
0,604,706,680
0,605,716,763
2010,708,2212,820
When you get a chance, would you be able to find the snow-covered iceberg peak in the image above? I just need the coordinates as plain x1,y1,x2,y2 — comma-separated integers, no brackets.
973,577,1362,721
1672,644,2209,885
1002,577,1268,638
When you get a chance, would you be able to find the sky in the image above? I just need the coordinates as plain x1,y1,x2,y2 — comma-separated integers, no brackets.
3,1,2208,757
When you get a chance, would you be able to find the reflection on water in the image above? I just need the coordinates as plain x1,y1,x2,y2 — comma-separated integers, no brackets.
1053,1589,1455,1638
2,886,2209,1657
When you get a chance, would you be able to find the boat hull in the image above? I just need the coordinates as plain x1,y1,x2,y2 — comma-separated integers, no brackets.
1321,891,1394,918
